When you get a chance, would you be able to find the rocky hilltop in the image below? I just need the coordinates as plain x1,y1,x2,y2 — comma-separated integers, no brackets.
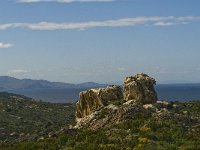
75,73,159,129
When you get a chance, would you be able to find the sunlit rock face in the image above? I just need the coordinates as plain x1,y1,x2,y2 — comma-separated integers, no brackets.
76,85,123,118
123,73,158,104
75,73,157,120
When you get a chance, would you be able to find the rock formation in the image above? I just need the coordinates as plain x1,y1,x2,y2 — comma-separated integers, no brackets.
75,73,158,122
123,73,157,104
76,85,123,118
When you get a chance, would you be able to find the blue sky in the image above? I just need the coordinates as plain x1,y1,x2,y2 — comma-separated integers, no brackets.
0,0,200,83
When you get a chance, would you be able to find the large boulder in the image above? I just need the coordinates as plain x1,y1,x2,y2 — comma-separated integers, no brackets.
123,73,157,104
76,85,123,118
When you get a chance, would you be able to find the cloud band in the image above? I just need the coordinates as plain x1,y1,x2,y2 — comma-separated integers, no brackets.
0,16,199,31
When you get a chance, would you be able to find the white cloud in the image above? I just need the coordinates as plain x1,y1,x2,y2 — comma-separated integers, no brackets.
0,42,13,48
8,69,30,75
154,21,188,26
0,16,199,31
154,22,178,26
16,0,114,3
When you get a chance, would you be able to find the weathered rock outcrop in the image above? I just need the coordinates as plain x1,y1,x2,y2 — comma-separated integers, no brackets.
123,73,157,104
75,73,158,127
76,85,123,118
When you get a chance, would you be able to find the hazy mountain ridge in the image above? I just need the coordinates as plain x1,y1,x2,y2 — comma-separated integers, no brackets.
1,76,200,91
0,76,106,90
0,76,107,103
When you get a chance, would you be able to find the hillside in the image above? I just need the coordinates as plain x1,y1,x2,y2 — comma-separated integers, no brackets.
1,99,200,149
0,92,75,144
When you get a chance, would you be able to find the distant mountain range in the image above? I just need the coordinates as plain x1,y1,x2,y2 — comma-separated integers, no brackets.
0,76,107,103
0,76,106,90
0,76,200,103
